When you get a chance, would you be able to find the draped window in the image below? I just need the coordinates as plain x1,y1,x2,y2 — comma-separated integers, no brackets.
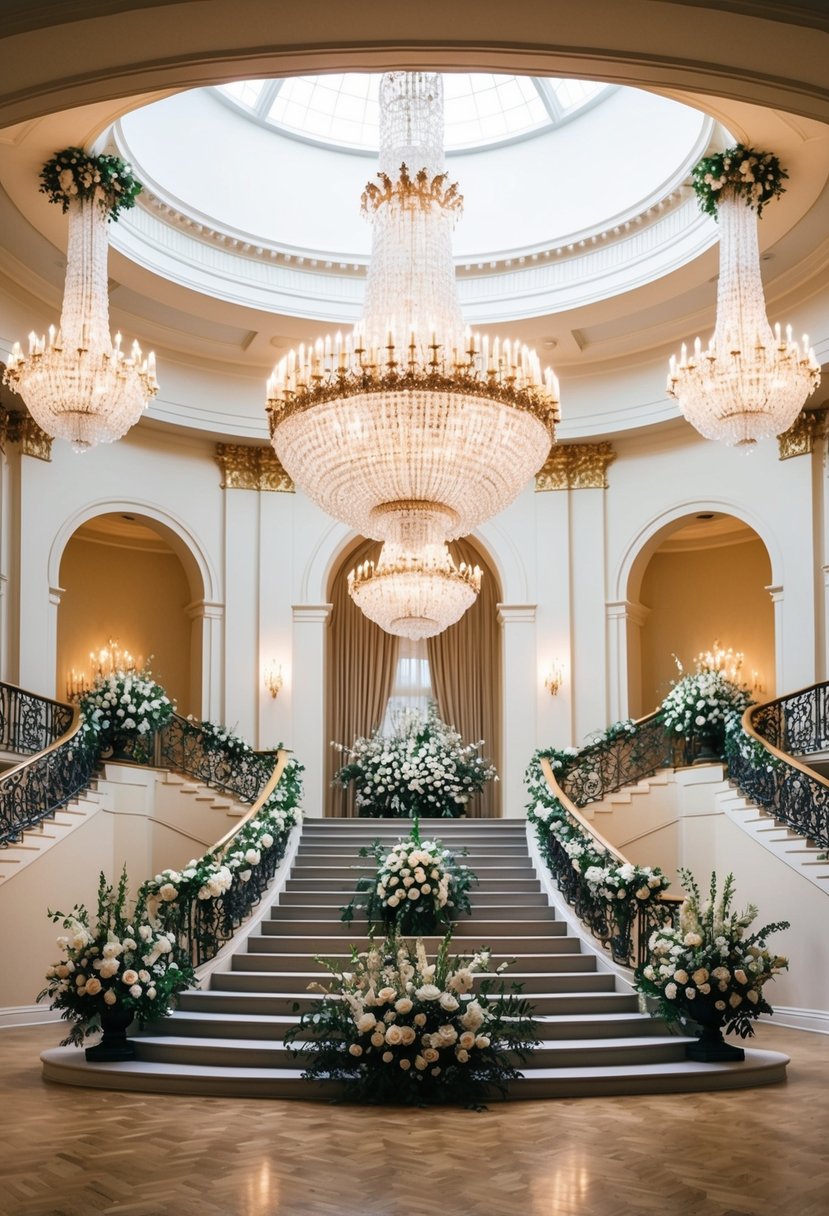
427,537,502,818
325,538,399,817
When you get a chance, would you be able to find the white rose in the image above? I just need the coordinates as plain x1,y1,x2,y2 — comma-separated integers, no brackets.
394,997,413,1014
348,1044,363,1057
385,1025,403,1045
370,1031,385,1047
458,1030,476,1049
98,958,119,979
415,984,441,1001
159,883,178,902
356,1012,377,1033
455,1048,469,1063
103,989,117,1006
439,992,459,1012
129,984,142,998
84,977,102,996
382,1051,393,1063
399,1058,411,1071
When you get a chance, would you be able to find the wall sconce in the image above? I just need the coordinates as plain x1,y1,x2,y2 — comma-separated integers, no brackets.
544,660,564,697
751,669,765,695
264,660,284,699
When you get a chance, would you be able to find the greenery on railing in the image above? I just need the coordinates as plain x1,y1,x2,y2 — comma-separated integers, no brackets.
525,746,672,966
0,682,98,845
139,751,304,966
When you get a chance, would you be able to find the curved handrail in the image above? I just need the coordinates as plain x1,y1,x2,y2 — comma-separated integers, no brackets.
733,683,829,849
0,683,97,845
558,709,685,806
145,746,299,967
538,753,683,966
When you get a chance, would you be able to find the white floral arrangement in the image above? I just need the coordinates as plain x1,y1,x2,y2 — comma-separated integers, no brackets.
39,147,142,219
333,704,497,818
285,935,536,1104
635,869,789,1038
691,144,787,218
186,716,253,760
660,669,750,752
79,667,173,761
341,818,475,934
38,869,195,1046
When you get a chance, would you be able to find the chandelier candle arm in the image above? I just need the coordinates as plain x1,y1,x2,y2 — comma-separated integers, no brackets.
667,146,820,446
3,150,158,452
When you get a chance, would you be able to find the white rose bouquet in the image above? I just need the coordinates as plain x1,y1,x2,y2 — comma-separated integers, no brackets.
187,717,253,761
333,704,497,818
39,147,142,219
635,869,789,1040
340,817,476,935
79,667,173,762
691,144,787,218
37,868,195,1047
285,935,537,1105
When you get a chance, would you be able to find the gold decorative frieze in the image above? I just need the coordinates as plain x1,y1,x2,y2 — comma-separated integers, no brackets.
535,442,616,491
215,443,294,492
0,408,53,461
777,407,827,460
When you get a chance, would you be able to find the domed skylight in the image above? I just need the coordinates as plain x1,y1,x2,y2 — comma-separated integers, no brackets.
216,73,610,152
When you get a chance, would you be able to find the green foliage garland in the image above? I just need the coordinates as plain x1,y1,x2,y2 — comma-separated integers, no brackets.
691,144,787,218
40,147,142,220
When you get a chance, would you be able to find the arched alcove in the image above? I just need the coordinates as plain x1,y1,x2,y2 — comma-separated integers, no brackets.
631,512,774,715
56,512,202,716
323,533,503,817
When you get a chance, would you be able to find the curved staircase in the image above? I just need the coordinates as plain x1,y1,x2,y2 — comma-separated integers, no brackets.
41,817,788,1098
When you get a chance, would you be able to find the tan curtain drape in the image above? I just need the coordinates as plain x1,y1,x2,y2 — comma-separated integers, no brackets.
427,538,502,817
325,538,399,816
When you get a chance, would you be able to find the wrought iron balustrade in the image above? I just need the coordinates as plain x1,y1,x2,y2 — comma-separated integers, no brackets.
0,681,97,845
734,683,829,850
154,714,277,804
560,713,675,807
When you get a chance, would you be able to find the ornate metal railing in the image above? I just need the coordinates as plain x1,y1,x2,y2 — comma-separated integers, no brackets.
154,713,278,804
0,680,98,845
538,754,683,967
560,712,678,807
732,683,829,850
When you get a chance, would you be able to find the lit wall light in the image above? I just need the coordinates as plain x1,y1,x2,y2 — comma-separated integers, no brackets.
544,659,564,697
264,660,284,699
751,669,765,695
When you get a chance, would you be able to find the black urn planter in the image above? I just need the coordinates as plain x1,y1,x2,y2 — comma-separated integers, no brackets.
685,1009,745,1063
85,1004,137,1062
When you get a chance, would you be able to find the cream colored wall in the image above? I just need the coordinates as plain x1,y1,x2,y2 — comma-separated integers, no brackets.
57,534,194,716
639,537,774,714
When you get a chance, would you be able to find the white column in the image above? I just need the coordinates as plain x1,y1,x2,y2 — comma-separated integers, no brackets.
569,487,609,739
292,603,332,817
606,599,650,721
258,490,294,752
186,599,224,720
497,603,536,818
534,490,572,747
766,583,784,695
222,489,260,738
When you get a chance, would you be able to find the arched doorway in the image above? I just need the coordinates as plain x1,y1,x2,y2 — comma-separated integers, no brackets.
632,512,774,715
324,534,502,817
57,512,200,716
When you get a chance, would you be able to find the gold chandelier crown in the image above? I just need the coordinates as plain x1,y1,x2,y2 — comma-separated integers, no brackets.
361,164,463,216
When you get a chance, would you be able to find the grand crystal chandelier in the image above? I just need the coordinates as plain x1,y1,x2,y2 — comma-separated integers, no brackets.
668,162,819,446
4,157,157,452
267,72,559,636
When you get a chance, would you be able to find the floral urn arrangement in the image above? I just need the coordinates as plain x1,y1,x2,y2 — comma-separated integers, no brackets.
635,869,789,1061
333,705,497,818
79,667,174,762
341,817,477,935
285,935,536,1105
38,869,195,1059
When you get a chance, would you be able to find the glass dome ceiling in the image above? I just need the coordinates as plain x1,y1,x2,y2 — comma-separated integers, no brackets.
216,73,610,152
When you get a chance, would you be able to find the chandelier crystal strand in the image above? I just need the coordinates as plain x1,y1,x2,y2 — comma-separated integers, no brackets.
668,188,820,446
267,71,559,545
5,192,157,452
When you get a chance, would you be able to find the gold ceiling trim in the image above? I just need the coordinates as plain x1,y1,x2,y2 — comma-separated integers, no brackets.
215,443,294,492
535,442,616,491
0,408,53,461
777,406,828,460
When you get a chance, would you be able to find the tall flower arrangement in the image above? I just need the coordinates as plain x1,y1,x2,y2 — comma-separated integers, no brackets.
660,663,750,757
341,817,476,934
635,869,788,1044
333,705,497,818
285,935,537,1105
38,869,195,1047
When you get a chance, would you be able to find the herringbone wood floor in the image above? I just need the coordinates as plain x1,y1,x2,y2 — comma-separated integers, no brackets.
1,1022,826,1216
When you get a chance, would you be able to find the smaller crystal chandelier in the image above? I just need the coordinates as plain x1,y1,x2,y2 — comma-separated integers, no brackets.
668,145,820,446
3,148,157,452
349,544,482,640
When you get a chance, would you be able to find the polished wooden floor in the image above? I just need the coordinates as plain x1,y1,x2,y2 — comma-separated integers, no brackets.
1,1022,826,1216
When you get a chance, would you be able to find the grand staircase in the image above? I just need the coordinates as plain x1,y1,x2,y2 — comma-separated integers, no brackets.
41,817,788,1098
